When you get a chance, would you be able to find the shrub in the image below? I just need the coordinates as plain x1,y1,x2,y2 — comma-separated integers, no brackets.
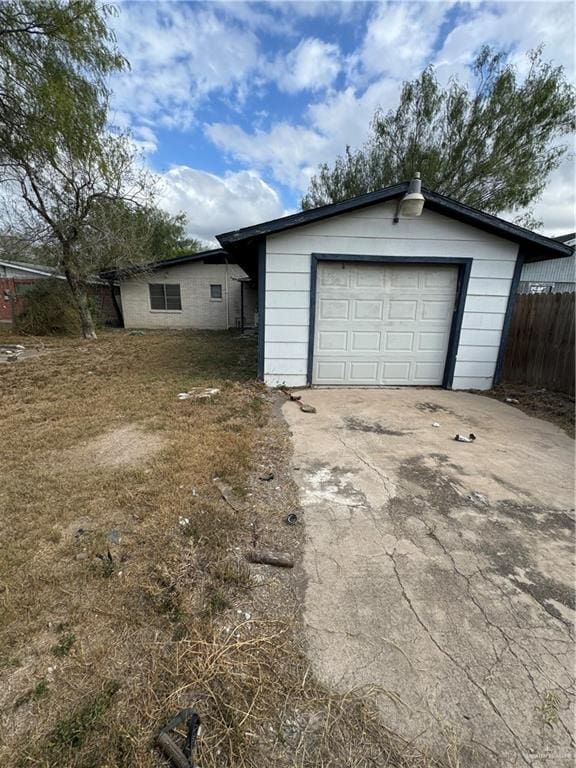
15,278,81,336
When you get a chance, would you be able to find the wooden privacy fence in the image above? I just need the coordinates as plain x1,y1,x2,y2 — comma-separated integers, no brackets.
501,292,575,396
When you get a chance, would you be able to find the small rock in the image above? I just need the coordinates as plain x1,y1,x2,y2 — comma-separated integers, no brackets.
432,422,440,427
259,472,274,481
75,552,88,561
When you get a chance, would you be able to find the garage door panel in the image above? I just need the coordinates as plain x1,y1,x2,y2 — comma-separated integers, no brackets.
422,270,458,289
385,331,414,351
316,360,347,382
314,262,458,386
318,330,347,351
320,265,349,287
319,298,349,320
418,331,448,351
390,270,419,289
388,300,418,320
355,267,385,287
353,300,383,320
382,361,412,381
413,361,445,381
349,361,379,382
351,331,381,351
421,300,453,321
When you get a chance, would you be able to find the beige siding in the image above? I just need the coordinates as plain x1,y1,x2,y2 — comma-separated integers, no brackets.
264,201,519,390
121,262,249,330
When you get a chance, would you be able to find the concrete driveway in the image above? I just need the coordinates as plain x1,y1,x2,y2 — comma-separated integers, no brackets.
283,389,575,768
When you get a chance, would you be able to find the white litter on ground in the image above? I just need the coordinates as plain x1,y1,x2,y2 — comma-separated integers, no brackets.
177,388,221,400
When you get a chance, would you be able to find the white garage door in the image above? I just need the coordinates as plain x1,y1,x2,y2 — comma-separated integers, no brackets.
313,262,458,385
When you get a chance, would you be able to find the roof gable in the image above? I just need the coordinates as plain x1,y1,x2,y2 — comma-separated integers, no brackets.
217,184,572,262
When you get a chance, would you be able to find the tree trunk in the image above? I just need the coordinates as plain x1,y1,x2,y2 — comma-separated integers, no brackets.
62,243,97,340
109,280,124,327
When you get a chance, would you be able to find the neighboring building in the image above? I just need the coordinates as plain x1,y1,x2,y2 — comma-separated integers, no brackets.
0,260,117,325
217,182,571,391
518,233,575,294
113,249,256,331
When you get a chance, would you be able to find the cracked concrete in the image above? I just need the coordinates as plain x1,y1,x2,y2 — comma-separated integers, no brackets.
283,388,575,768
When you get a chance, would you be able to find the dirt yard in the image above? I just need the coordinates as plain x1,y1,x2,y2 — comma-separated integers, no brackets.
482,384,575,438
0,330,434,768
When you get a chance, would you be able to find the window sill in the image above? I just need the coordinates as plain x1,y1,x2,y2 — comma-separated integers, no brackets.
149,309,183,313
209,299,223,303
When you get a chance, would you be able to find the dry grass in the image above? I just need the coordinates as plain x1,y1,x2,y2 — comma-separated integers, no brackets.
0,328,441,768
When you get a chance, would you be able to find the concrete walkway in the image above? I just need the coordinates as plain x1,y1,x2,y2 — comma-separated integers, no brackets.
283,389,575,768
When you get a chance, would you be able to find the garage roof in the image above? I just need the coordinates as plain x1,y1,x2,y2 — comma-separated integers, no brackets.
217,183,572,263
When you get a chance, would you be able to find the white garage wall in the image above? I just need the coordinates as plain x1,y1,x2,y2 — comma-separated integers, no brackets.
264,201,519,390
121,262,248,330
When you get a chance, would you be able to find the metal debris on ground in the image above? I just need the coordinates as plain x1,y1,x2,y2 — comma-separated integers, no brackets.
454,433,477,443
285,513,298,526
127,330,145,336
505,397,520,404
246,549,294,568
177,387,220,400
157,709,201,768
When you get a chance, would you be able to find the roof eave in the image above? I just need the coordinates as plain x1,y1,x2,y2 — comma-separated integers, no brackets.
216,184,572,261
99,248,229,281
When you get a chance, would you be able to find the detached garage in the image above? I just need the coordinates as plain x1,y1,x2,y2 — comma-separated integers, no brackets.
218,179,572,390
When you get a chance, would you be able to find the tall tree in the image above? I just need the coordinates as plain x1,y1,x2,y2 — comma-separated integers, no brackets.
0,0,134,338
73,200,200,275
302,47,575,223
2,135,153,339
0,0,125,170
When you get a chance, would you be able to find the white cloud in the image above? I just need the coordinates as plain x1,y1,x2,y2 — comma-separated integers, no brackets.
353,2,451,81
110,3,261,129
434,2,575,85
276,38,341,93
531,157,576,237
156,166,287,242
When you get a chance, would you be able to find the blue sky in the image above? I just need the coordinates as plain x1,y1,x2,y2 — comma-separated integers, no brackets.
109,1,575,242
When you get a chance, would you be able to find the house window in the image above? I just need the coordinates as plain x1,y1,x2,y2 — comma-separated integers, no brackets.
210,284,223,300
149,283,182,311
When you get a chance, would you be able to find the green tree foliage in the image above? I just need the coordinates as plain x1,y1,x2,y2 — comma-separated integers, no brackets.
302,47,575,222
0,0,126,168
3,134,153,339
73,199,200,273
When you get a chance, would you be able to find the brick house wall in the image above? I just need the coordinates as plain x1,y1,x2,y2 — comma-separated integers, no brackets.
120,262,254,329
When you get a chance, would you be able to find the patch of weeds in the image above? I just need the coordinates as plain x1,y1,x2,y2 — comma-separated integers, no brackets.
51,631,76,657
21,681,121,766
96,549,115,578
14,679,49,709
172,622,189,641
205,586,230,615
47,527,62,544
210,559,254,590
